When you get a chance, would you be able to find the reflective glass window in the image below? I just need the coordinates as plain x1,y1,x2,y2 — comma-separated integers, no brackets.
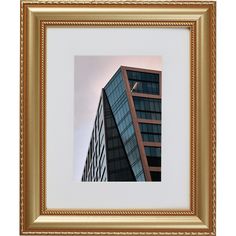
104,70,145,181
129,80,159,95
127,70,159,83
140,123,161,142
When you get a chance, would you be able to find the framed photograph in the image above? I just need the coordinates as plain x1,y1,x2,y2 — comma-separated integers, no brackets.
20,0,216,235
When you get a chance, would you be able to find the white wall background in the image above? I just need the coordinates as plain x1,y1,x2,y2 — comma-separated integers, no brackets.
0,0,235,235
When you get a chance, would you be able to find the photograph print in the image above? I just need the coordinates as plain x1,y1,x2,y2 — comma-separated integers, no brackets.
74,56,162,182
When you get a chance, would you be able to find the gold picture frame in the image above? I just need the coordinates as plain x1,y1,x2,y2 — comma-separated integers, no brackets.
20,0,216,235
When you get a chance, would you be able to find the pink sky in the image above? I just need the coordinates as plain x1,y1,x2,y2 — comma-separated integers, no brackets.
74,56,162,181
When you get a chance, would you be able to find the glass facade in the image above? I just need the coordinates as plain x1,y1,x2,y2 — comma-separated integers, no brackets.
104,69,145,181
103,91,135,181
127,69,162,182
81,95,108,182
82,66,162,182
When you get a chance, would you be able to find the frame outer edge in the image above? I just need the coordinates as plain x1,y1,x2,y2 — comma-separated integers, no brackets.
20,1,216,235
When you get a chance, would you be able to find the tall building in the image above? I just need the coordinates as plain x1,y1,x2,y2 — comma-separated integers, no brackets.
81,66,162,182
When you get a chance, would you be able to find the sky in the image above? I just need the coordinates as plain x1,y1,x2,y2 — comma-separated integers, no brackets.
74,56,162,181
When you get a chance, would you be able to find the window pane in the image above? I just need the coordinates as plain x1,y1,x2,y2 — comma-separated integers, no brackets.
150,171,161,181
147,156,161,167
